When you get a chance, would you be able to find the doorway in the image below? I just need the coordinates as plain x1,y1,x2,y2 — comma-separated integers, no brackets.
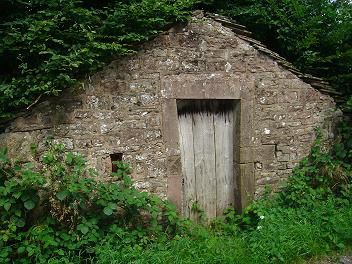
177,99,237,219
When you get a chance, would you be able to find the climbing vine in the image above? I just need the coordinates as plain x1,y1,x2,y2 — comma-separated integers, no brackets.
0,0,351,121
0,142,180,262
0,0,199,121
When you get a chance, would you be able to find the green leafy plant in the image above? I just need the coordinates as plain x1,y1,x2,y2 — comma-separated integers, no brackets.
0,141,182,263
1,119,352,263
0,0,200,121
215,0,352,95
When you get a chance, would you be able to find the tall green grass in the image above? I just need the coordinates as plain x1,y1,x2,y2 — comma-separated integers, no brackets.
89,200,352,264
3,124,352,263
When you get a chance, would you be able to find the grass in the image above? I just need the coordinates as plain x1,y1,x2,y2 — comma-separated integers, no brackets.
3,131,351,264
46,199,352,264
95,235,250,264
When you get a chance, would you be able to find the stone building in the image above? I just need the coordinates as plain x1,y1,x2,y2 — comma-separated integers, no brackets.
0,11,341,218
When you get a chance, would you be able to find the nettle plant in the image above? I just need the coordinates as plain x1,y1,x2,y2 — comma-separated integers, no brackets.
0,142,180,263
278,126,352,208
219,122,352,230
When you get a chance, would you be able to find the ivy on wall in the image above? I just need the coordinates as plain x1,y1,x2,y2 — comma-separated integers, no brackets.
210,0,352,96
0,0,199,121
0,0,351,122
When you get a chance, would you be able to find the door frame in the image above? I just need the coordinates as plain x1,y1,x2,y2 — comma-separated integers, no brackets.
163,97,255,213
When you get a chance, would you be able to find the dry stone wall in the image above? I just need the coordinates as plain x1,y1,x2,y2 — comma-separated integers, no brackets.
0,13,340,208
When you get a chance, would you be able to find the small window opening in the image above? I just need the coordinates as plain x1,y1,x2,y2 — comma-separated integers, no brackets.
110,153,123,173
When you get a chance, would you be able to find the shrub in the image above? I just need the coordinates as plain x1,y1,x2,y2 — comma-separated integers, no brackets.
0,0,199,120
1,121,352,263
0,142,180,263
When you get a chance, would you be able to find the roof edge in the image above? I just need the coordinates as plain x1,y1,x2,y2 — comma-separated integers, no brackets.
204,12,344,103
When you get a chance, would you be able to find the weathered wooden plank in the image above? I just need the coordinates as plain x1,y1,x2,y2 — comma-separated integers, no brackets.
193,110,217,220
215,111,234,216
178,113,196,219
178,100,236,220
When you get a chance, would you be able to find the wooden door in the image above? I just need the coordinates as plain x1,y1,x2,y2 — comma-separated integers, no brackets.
177,100,235,219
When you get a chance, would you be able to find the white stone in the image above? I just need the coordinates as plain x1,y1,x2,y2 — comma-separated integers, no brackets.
225,62,232,72
264,128,271,134
100,124,109,134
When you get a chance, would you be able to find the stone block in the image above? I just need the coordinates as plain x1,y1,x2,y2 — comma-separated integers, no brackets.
137,93,159,106
240,147,254,163
53,138,74,150
239,163,255,210
128,79,159,93
74,110,93,120
239,100,254,146
181,59,206,72
203,48,228,59
255,145,276,161
102,80,128,94
85,96,111,110
278,90,299,103
230,57,248,72
167,155,182,175
167,175,183,211
256,172,278,185
256,90,278,105
74,139,92,149
247,55,278,73
161,99,179,156
276,151,290,162
160,73,241,99
261,161,286,171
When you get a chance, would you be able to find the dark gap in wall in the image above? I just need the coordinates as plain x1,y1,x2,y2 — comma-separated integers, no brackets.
110,153,123,173
177,99,234,116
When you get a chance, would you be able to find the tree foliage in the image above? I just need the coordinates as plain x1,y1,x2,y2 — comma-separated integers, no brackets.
0,0,351,121
0,142,180,262
211,0,352,95
0,0,198,121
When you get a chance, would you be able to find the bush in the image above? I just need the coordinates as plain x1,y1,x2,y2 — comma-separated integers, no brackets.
1,122,352,263
0,142,180,263
0,0,200,121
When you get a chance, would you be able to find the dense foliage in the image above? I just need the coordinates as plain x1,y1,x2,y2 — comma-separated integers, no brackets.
1,0,351,120
0,0,198,121
212,0,352,95
0,142,180,263
1,1,352,263
1,122,352,263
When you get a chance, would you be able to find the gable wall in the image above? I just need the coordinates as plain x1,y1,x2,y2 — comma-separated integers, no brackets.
0,15,340,210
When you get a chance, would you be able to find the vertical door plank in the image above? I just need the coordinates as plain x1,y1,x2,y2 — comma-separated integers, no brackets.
193,110,217,219
178,113,196,219
215,111,234,216
178,100,235,220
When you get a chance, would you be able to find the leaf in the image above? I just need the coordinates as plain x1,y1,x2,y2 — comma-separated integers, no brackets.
21,193,30,202
103,207,113,216
77,224,89,235
0,148,9,164
13,191,22,199
56,190,69,201
24,200,36,210
15,218,26,227
57,249,65,255
17,247,26,254
66,153,74,165
108,202,117,210
4,202,11,211
30,143,38,154
43,153,54,164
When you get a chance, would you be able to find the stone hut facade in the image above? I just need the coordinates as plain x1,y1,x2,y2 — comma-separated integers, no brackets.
0,12,340,217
